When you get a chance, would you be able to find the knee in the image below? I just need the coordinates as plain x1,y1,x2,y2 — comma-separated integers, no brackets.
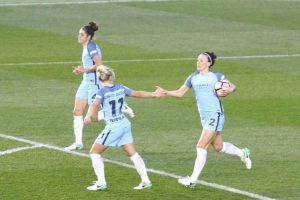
212,143,223,152
125,151,136,157
73,107,83,116
212,141,226,153
211,139,223,152
89,146,98,154
196,141,209,149
129,152,139,161
124,147,137,157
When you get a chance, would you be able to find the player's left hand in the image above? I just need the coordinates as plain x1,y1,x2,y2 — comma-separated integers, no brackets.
218,86,234,97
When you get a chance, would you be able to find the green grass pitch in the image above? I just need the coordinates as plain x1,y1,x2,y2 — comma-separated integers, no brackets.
0,0,299,199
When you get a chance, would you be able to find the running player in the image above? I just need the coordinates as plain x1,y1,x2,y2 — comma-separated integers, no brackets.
157,52,252,187
84,65,163,190
65,22,134,150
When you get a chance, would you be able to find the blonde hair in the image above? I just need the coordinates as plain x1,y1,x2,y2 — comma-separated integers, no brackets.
97,65,115,82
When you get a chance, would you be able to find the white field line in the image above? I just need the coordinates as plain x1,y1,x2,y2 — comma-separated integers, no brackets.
0,54,300,66
0,133,276,200
0,144,44,156
0,0,177,7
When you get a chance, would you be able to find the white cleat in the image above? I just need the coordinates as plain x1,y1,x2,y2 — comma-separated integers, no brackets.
64,143,83,151
123,104,135,118
133,182,152,190
241,148,252,169
178,176,196,188
86,181,107,191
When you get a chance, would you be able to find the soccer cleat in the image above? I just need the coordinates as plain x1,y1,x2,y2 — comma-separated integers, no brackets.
86,182,107,191
123,104,135,118
241,148,252,169
133,182,152,190
64,143,83,151
178,176,196,188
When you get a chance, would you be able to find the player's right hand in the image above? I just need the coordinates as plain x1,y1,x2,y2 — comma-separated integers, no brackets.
84,116,92,125
72,66,81,75
155,86,166,98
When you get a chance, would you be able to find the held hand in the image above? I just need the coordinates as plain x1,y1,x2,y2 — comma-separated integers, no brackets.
155,86,165,92
154,86,166,98
84,116,92,125
217,89,228,97
217,86,234,97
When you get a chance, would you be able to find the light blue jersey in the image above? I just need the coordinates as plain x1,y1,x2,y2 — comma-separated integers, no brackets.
185,70,227,131
94,84,133,146
82,41,102,85
185,70,226,113
75,41,102,105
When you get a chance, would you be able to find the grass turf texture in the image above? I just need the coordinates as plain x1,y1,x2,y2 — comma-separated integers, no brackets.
0,0,300,199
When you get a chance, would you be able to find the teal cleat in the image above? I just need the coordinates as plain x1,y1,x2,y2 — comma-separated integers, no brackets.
64,143,83,151
178,176,196,189
133,182,152,190
86,182,107,191
241,148,252,169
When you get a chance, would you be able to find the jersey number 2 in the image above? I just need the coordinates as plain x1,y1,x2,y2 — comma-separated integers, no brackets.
109,98,124,116
209,118,215,126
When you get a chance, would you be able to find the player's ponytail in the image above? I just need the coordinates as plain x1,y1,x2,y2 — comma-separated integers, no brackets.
82,21,99,40
97,65,115,82
203,52,217,67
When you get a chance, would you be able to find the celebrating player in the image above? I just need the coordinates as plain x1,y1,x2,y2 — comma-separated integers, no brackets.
84,65,164,191
65,22,134,151
157,52,252,187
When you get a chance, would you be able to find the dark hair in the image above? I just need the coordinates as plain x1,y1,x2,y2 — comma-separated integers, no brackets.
203,51,217,67
82,21,99,39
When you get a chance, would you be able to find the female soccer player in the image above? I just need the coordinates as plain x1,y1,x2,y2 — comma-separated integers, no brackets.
157,52,252,187
84,65,163,190
65,22,134,150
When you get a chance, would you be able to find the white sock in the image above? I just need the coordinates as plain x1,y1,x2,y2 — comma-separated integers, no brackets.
90,154,106,185
98,110,104,121
190,148,207,182
73,116,83,145
130,153,150,183
221,142,243,157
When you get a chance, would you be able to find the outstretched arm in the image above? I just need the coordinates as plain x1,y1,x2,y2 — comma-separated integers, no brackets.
157,84,189,98
130,87,164,98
